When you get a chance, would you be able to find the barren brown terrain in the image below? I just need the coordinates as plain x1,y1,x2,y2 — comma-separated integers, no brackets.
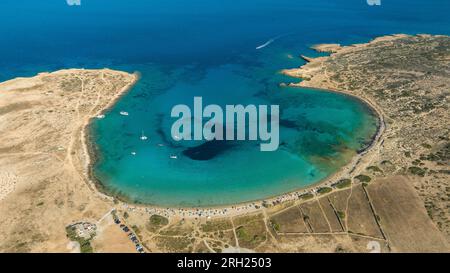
0,69,138,252
283,34,450,240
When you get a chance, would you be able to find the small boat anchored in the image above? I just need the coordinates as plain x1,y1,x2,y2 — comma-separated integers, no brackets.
96,114,105,119
140,130,148,141
170,155,178,159
119,111,129,116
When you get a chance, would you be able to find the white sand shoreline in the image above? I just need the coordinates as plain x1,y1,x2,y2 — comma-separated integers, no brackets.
0,66,385,221
81,74,385,220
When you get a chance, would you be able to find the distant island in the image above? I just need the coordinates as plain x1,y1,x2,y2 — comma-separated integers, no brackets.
0,34,448,253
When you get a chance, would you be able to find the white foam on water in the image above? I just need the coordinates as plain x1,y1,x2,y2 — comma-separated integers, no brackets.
256,39,275,50
256,33,292,50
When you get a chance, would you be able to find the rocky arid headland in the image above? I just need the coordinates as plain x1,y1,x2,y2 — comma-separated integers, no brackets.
0,69,139,252
0,34,448,253
283,34,450,239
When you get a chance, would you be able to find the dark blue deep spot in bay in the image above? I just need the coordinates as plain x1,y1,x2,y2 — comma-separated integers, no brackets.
182,140,235,161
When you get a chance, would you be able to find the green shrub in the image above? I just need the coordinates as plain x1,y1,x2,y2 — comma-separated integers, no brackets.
408,166,426,177
299,193,314,200
65,226,94,253
366,166,383,173
335,179,351,189
149,214,169,226
269,220,280,232
354,174,371,183
317,187,332,195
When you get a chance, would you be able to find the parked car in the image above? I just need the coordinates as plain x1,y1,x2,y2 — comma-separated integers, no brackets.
136,244,144,253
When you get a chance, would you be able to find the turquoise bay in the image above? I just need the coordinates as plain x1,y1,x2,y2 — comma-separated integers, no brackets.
1,0,449,206
90,63,379,206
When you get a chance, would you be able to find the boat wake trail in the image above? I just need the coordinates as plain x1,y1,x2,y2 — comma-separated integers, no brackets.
256,33,291,50
256,39,275,50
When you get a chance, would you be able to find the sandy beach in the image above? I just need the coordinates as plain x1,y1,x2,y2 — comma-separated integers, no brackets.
0,66,385,226
0,34,448,253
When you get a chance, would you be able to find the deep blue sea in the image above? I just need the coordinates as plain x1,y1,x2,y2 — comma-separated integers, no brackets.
1,0,449,206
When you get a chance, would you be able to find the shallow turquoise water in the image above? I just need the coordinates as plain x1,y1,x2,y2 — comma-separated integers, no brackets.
1,1,449,206
91,79,378,206
89,62,379,206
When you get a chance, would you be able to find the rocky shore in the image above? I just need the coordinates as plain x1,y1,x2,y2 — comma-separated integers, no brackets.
282,34,450,238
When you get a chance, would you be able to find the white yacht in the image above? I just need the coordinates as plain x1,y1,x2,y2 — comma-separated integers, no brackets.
119,111,129,116
140,130,148,141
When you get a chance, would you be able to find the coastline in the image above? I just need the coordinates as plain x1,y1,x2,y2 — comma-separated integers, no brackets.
2,33,448,252
81,72,385,219
0,47,386,221
31,38,397,220
82,70,140,201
